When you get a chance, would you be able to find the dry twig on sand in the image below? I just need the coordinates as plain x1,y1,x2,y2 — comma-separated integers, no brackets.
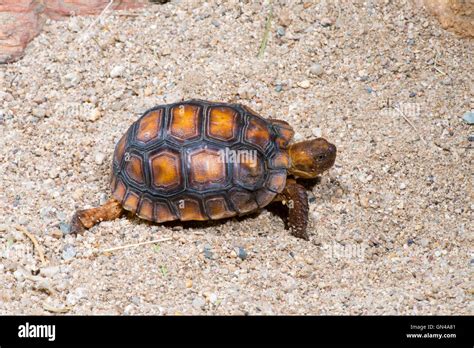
43,302,71,314
393,106,427,145
15,225,47,266
257,3,273,58
98,237,173,254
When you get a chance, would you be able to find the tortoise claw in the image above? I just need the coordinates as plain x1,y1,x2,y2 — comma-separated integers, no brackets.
290,227,309,241
68,199,124,236
69,211,86,235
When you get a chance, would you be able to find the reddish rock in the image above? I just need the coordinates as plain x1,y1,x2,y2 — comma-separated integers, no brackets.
0,0,148,64
0,0,40,13
44,0,148,20
0,0,44,63
422,0,474,38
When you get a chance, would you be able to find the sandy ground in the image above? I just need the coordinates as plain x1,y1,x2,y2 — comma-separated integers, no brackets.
0,0,472,315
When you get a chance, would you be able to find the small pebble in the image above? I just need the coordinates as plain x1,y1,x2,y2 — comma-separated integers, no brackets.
298,80,311,89
99,193,108,205
399,183,406,190
236,247,248,260
203,245,213,259
18,216,28,225
50,230,63,239
462,111,474,125
67,21,81,33
434,250,442,257
63,72,81,88
56,211,66,221
358,70,368,81
62,244,76,260
41,266,60,278
208,293,218,304
309,63,323,76
312,127,322,137
420,238,429,247
276,27,286,36
275,84,283,92
409,91,417,98
293,132,303,141
192,296,206,309
32,107,46,118
321,17,333,27
238,85,256,99
414,293,425,301
110,65,125,78
144,86,153,96
95,152,106,165
13,270,25,281
49,168,59,179
66,293,77,305
426,175,435,185
468,135,474,142
185,279,193,288
72,189,83,200
86,109,101,122
441,77,452,86
59,222,70,234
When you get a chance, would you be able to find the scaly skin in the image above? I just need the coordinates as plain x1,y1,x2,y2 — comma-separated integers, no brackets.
277,178,310,240
70,199,124,234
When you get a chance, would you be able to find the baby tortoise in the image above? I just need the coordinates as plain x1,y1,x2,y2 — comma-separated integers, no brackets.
71,100,336,240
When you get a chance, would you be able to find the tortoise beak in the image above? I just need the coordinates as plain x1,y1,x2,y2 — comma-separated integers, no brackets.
328,143,337,165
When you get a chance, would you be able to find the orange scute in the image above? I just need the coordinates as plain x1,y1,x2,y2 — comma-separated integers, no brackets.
176,198,207,221
266,172,287,193
112,178,127,202
270,151,290,168
256,188,276,208
125,155,145,184
189,149,226,187
123,191,140,213
208,107,237,141
138,198,154,221
136,109,162,143
229,189,258,214
154,202,177,222
205,197,235,220
150,150,181,189
169,104,201,140
244,117,271,151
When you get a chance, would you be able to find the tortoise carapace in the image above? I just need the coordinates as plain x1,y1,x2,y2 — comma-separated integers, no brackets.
70,100,336,240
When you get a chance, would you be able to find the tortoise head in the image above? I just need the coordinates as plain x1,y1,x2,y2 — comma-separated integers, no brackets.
288,138,337,178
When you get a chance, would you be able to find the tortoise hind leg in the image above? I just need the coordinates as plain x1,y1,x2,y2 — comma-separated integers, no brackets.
274,178,309,240
70,198,124,234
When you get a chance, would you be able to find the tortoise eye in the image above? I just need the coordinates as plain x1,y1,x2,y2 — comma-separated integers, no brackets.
317,154,326,161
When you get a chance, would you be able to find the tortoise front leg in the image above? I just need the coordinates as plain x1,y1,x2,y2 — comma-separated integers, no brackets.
70,198,124,234
275,178,309,240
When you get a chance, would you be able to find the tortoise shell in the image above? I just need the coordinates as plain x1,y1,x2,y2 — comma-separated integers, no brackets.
110,100,294,223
